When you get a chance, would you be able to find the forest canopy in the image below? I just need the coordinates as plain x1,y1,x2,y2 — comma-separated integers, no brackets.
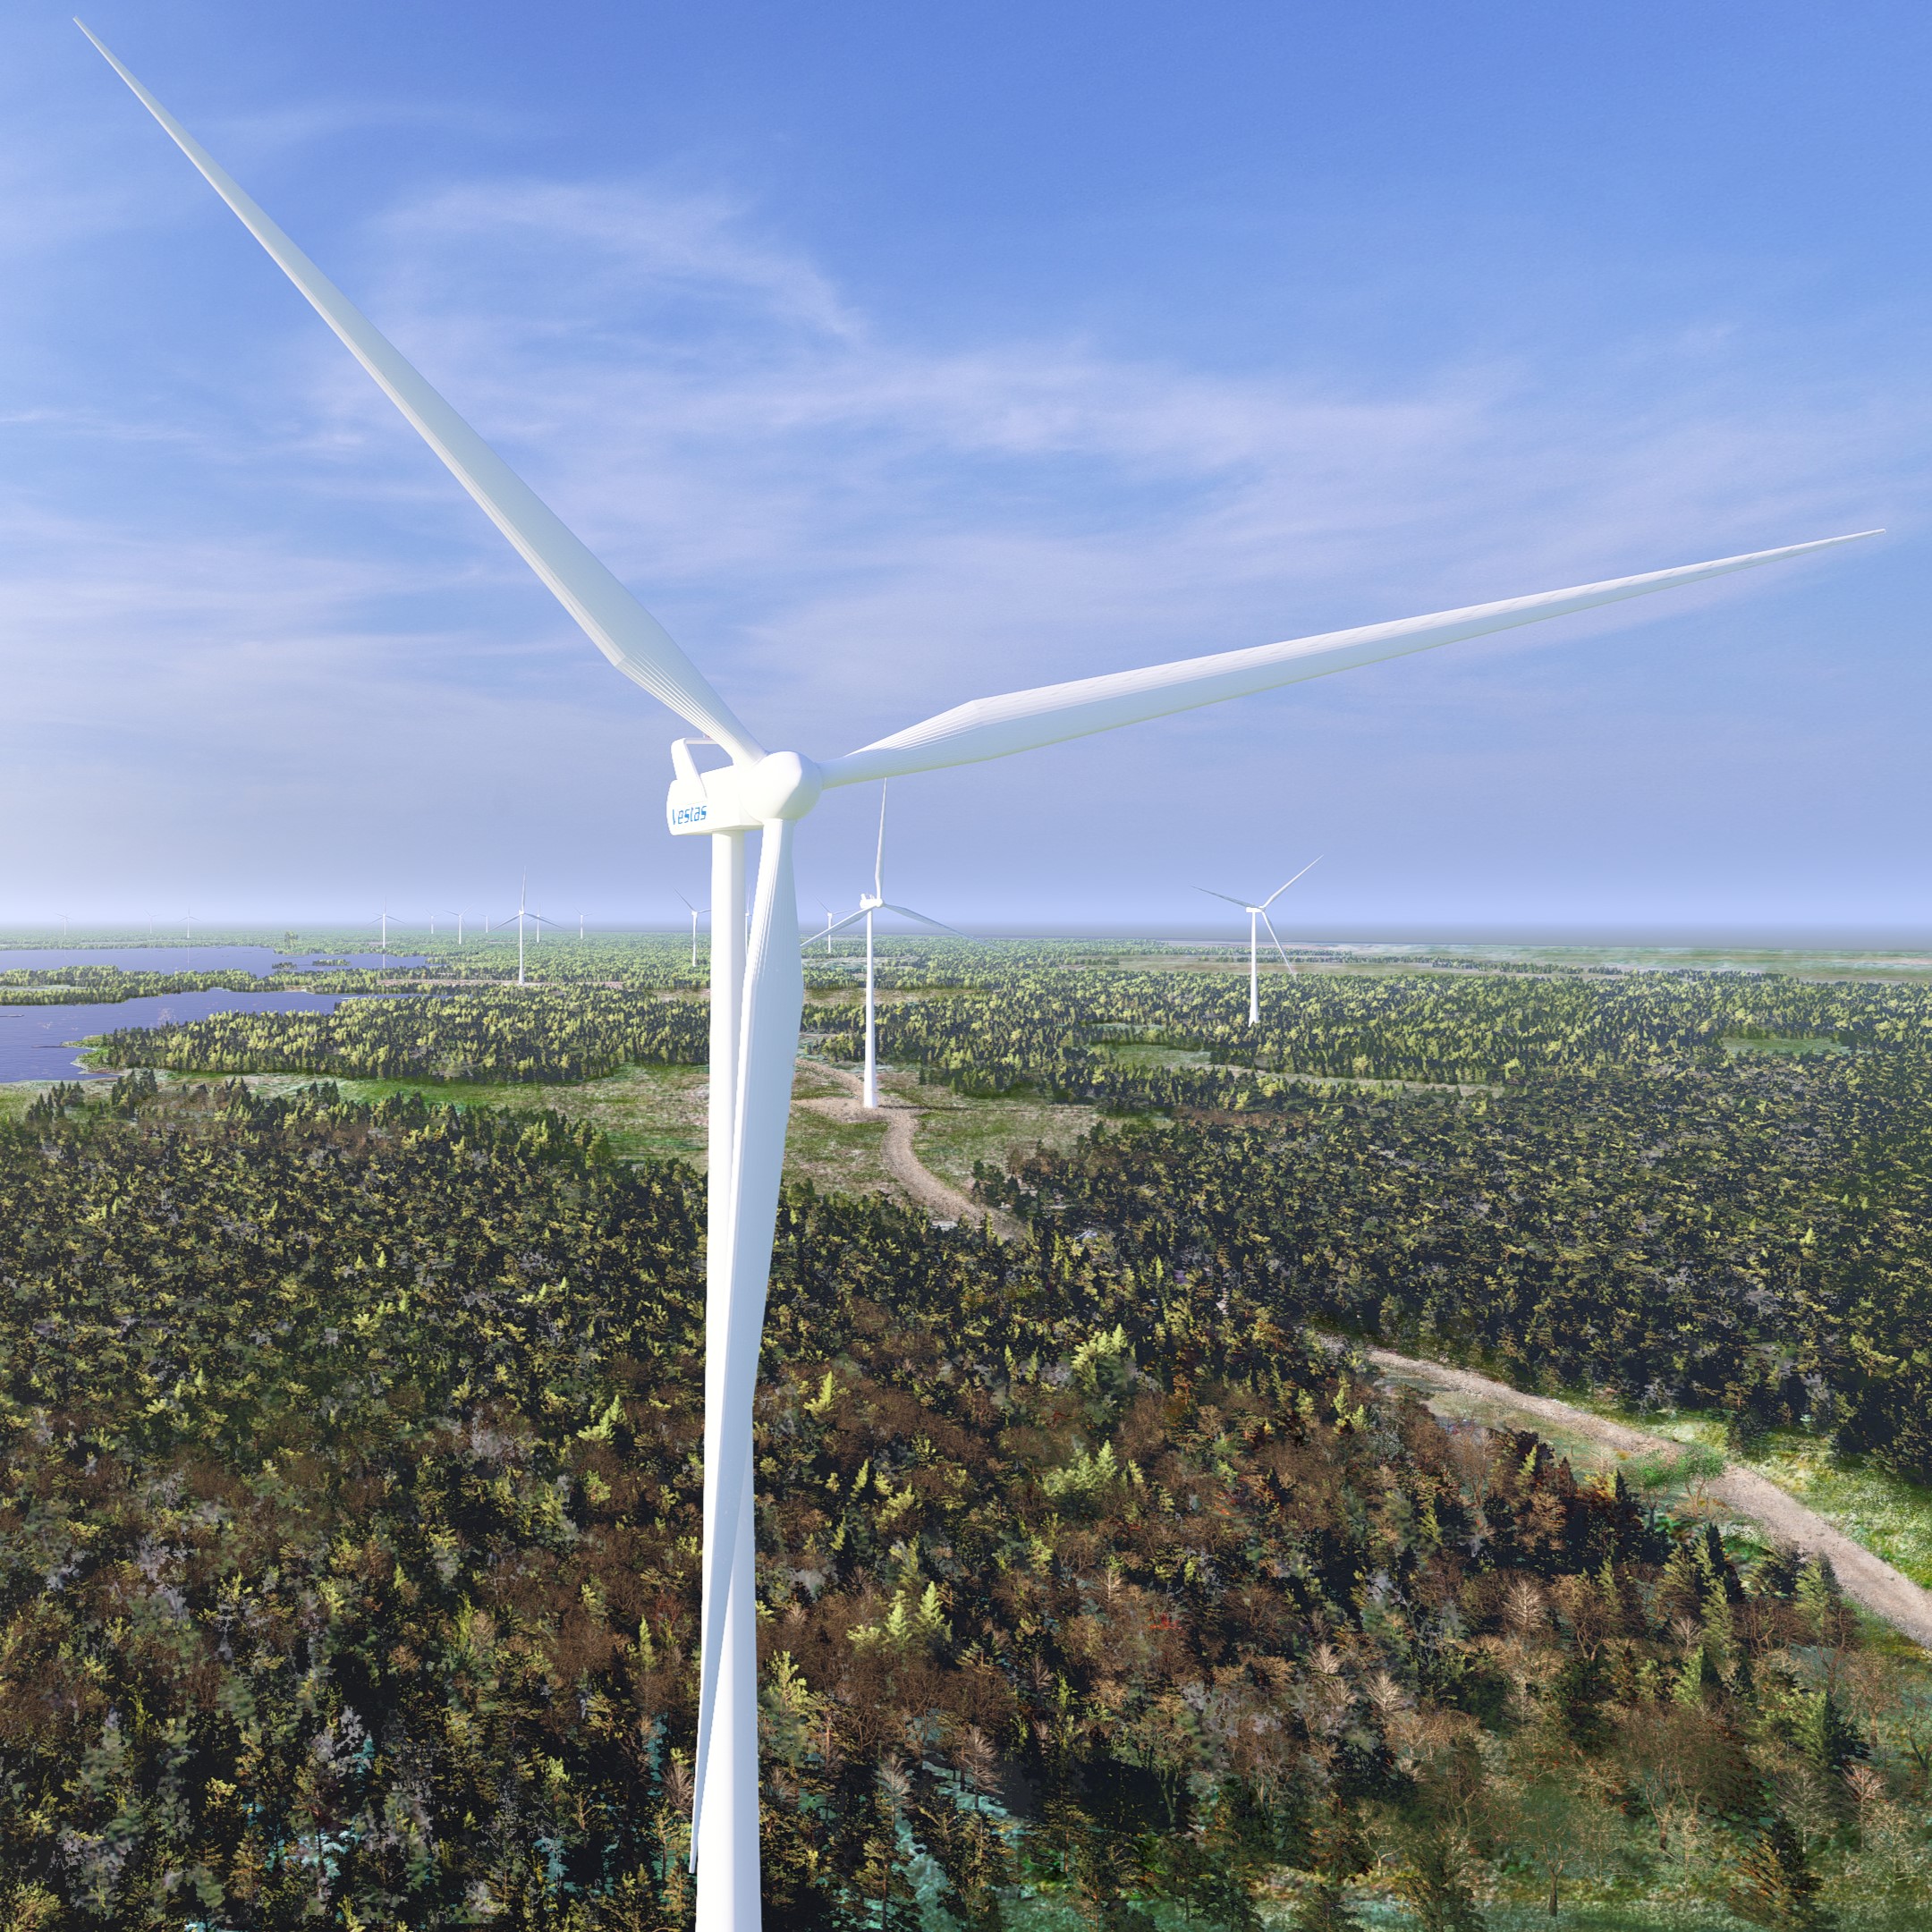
3,1078,1930,1928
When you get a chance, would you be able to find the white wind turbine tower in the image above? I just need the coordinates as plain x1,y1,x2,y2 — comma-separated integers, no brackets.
816,784,963,1108
494,876,548,987
85,31,1881,1929
435,910,466,946
1199,857,1320,1025
677,891,706,970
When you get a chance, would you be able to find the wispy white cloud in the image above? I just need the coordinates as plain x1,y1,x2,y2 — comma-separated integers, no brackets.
3,152,1926,921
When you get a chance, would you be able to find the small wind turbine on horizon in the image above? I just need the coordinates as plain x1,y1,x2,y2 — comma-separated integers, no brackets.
494,878,555,986
85,30,1884,1928
815,784,964,1109
677,891,705,970
1199,857,1321,1025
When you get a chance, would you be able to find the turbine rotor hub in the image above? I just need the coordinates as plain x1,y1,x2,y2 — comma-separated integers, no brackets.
666,747,821,835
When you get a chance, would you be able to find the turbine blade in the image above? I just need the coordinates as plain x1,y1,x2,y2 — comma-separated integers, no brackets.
691,819,803,1849
80,24,763,767
1195,887,1253,910
818,533,1880,787
803,907,870,946
1258,908,1293,970
874,782,888,901
880,902,969,937
1259,856,1321,909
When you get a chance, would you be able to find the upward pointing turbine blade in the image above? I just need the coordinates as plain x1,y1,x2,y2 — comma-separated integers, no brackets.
818,532,1880,788
1260,856,1321,909
77,24,764,768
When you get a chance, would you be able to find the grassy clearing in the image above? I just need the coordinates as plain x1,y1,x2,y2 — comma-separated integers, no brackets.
1097,1041,1216,1069
1722,1033,1846,1056
899,1079,1102,1197
236,1063,712,1167
82,1054,1086,1208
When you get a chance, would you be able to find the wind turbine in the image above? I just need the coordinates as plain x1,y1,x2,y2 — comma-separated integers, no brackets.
84,32,1880,1929
1199,857,1320,1025
677,891,705,970
435,910,465,945
494,877,547,987
815,784,963,1109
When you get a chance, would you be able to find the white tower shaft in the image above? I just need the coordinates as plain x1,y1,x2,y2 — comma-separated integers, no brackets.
862,907,877,1108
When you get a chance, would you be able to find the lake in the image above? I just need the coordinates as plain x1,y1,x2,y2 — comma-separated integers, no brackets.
0,988,400,1084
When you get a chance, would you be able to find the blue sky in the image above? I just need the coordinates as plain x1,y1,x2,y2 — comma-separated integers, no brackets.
3,2,1928,936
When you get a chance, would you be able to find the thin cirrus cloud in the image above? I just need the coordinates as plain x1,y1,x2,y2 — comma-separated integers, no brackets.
2,139,1922,926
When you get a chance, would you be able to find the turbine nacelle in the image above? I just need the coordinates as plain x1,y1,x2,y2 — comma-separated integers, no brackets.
667,741,822,835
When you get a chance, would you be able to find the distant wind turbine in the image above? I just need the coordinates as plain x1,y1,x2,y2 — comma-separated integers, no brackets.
1199,857,1321,1025
493,877,547,987
85,30,1883,1927
815,784,963,1109
677,891,705,970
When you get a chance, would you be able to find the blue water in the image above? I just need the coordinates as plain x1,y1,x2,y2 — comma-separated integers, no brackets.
0,946,425,975
0,989,392,1084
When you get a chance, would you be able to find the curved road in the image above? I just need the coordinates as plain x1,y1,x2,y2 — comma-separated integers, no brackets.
1361,1347,1932,1648
811,1055,1932,1649
798,1062,1025,1238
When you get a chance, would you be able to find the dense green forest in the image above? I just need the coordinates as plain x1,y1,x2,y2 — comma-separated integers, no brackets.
4,1077,1929,1929
974,1049,1932,1484
0,965,277,1006
95,987,710,1084
819,965,1932,1093
102,962,1932,1486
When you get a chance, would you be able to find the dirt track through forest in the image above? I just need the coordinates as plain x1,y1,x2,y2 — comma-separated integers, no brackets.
1362,1348,1932,1648
807,1055,1932,1648
799,1063,1025,1238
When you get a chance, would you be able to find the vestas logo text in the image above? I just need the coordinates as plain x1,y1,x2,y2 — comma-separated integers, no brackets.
670,804,708,827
